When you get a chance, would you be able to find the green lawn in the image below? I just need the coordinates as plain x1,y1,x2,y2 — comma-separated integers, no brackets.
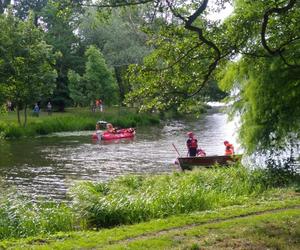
1,191,299,250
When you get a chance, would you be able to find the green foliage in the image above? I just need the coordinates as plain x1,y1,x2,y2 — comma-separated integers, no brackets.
0,10,57,126
68,46,118,106
0,193,76,240
70,165,291,228
79,8,151,102
219,57,300,153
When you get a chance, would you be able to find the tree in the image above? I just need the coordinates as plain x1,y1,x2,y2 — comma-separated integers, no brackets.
0,11,57,126
78,8,151,103
68,45,118,106
85,0,299,153
40,0,86,111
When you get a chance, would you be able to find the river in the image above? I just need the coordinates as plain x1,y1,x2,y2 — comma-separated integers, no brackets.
0,107,240,200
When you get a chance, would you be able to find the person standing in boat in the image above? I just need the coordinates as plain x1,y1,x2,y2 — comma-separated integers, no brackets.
186,132,198,157
224,140,234,155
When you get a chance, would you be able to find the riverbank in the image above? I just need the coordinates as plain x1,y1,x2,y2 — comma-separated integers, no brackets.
0,107,160,139
1,191,299,249
0,165,299,246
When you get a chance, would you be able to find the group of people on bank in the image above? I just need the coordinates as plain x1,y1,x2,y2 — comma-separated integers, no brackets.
186,131,234,157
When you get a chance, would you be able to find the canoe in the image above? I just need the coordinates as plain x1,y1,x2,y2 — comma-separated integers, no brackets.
177,154,242,171
100,128,135,140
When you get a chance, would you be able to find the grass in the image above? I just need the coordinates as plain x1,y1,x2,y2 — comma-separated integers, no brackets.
0,107,160,139
1,192,299,249
70,164,299,228
0,165,298,243
0,194,76,240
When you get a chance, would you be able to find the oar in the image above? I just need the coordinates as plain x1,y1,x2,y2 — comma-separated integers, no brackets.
172,143,181,157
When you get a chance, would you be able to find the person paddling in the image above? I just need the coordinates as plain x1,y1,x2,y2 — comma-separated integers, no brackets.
224,140,234,155
186,132,198,157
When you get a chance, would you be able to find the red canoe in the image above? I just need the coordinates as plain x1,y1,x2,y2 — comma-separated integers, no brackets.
92,128,135,141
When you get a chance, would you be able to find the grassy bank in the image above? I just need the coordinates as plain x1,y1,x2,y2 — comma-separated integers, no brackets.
0,107,160,139
1,193,299,249
70,164,299,228
0,165,298,242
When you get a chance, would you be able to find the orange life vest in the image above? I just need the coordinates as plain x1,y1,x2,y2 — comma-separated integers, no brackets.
225,144,234,155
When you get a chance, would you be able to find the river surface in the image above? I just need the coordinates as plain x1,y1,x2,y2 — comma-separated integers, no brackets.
0,107,241,200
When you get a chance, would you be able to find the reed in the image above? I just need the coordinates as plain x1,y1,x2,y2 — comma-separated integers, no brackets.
70,165,295,229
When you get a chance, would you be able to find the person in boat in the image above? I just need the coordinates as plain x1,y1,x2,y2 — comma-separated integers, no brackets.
186,132,198,157
224,140,234,155
197,148,206,157
106,123,117,133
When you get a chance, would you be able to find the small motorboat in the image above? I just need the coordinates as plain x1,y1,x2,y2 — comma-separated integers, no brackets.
92,128,135,141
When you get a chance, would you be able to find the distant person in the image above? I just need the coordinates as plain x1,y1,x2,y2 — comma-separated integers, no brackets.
99,99,103,112
224,140,234,155
33,103,40,117
186,132,198,157
95,99,100,111
47,101,52,115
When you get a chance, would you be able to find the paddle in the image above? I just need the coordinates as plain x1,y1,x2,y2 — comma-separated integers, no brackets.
172,143,181,157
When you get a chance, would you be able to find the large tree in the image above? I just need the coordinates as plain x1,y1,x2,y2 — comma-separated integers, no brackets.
79,7,151,103
68,45,118,107
0,11,57,126
40,0,86,111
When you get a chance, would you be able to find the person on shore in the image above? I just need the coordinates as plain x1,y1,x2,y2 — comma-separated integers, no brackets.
186,132,198,157
33,103,40,117
99,99,103,112
224,140,234,155
47,101,52,115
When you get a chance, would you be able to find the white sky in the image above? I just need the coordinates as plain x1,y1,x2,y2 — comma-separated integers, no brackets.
207,0,234,21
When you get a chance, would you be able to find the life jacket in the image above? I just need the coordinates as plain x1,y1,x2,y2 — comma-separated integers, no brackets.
187,138,198,149
225,144,234,155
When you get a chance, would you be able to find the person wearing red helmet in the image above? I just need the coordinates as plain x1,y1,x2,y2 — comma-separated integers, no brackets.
186,132,198,157
224,140,234,155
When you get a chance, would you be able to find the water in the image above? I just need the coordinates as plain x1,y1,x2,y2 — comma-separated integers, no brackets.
0,107,240,200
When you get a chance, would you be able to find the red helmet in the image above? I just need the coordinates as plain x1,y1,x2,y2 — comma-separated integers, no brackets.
224,140,229,145
187,132,194,137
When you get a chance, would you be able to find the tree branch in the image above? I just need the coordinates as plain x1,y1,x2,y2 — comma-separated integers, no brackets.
82,0,155,8
261,0,297,55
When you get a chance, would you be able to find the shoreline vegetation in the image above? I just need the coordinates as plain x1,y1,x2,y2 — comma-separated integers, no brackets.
0,107,160,139
0,165,299,248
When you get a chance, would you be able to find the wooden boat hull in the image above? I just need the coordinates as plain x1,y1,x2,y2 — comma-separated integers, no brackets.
177,155,242,171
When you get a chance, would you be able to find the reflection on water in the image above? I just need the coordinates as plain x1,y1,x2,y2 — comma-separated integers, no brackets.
0,107,241,200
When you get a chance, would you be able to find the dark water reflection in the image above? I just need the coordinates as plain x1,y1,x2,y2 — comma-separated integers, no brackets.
0,107,241,200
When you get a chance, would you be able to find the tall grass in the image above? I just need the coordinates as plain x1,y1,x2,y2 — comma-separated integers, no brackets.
0,108,160,139
0,194,78,240
70,165,289,229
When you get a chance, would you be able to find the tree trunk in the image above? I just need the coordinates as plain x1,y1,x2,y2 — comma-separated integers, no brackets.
114,66,130,105
17,105,21,126
24,104,27,127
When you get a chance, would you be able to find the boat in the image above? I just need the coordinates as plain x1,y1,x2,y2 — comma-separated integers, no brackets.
92,128,135,141
177,154,242,171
